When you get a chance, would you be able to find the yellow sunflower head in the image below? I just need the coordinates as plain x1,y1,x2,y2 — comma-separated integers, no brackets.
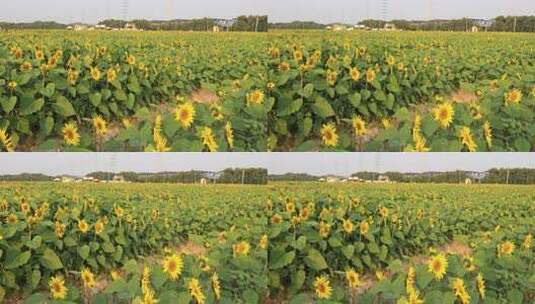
314,275,332,299
162,254,183,280
505,89,522,105
428,253,448,280
247,90,265,105
62,122,80,146
320,123,338,147
326,70,338,86
92,116,108,137
106,68,117,83
345,268,361,289
366,68,376,83
49,276,68,299
174,102,196,128
352,116,367,136
433,103,454,128
350,67,361,81
90,67,101,81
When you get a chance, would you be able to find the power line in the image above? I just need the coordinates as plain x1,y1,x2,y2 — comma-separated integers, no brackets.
121,0,129,21
381,0,389,20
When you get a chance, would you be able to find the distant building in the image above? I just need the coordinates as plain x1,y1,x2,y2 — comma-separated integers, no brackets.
325,176,340,183
376,175,391,183
465,178,472,184
212,25,220,32
61,176,74,183
112,175,125,183
348,176,365,183
72,24,88,31
330,24,348,31
384,23,397,31
124,23,138,31
471,26,479,33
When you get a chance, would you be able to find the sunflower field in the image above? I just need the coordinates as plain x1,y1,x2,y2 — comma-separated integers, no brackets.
0,182,268,303
1,30,535,151
267,183,535,303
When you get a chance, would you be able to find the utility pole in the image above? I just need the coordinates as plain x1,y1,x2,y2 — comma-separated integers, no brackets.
513,16,517,32
241,169,245,185
506,169,510,184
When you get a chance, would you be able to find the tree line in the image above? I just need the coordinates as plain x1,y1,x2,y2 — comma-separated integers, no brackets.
0,16,268,32
0,168,268,185
359,16,535,32
267,168,535,185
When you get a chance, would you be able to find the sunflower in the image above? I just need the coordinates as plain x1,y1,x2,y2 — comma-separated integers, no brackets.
342,219,354,234
200,127,218,152
406,266,416,293
188,278,206,304
366,68,376,83
459,126,477,152
433,103,454,128
483,121,492,148
352,116,367,137
55,221,65,238
6,213,18,224
271,214,282,224
386,55,396,66
428,253,448,280
523,234,533,249
247,90,265,105
49,276,68,299
278,61,290,71
232,241,250,257
153,132,171,152
225,121,234,149
142,289,158,304
379,206,389,218
67,68,79,85
320,123,338,147
94,220,105,234
127,54,136,65
293,50,303,62
90,67,101,81
35,50,45,61
7,81,17,91
106,68,117,83
348,67,361,82
162,254,183,280
505,89,522,105
81,268,96,288
0,127,15,152
412,134,431,152
345,268,361,288
20,61,32,71
476,273,486,299
408,289,424,304
452,278,470,304
114,206,124,218
62,122,80,146
174,102,196,128
319,221,331,238
326,70,338,86
314,276,332,299
498,241,515,256
92,116,108,137
78,219,89,234
212,273,221,300
359,220,369,235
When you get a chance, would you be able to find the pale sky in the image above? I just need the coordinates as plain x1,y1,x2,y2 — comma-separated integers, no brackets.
1,0,533,24
0,153,533,177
